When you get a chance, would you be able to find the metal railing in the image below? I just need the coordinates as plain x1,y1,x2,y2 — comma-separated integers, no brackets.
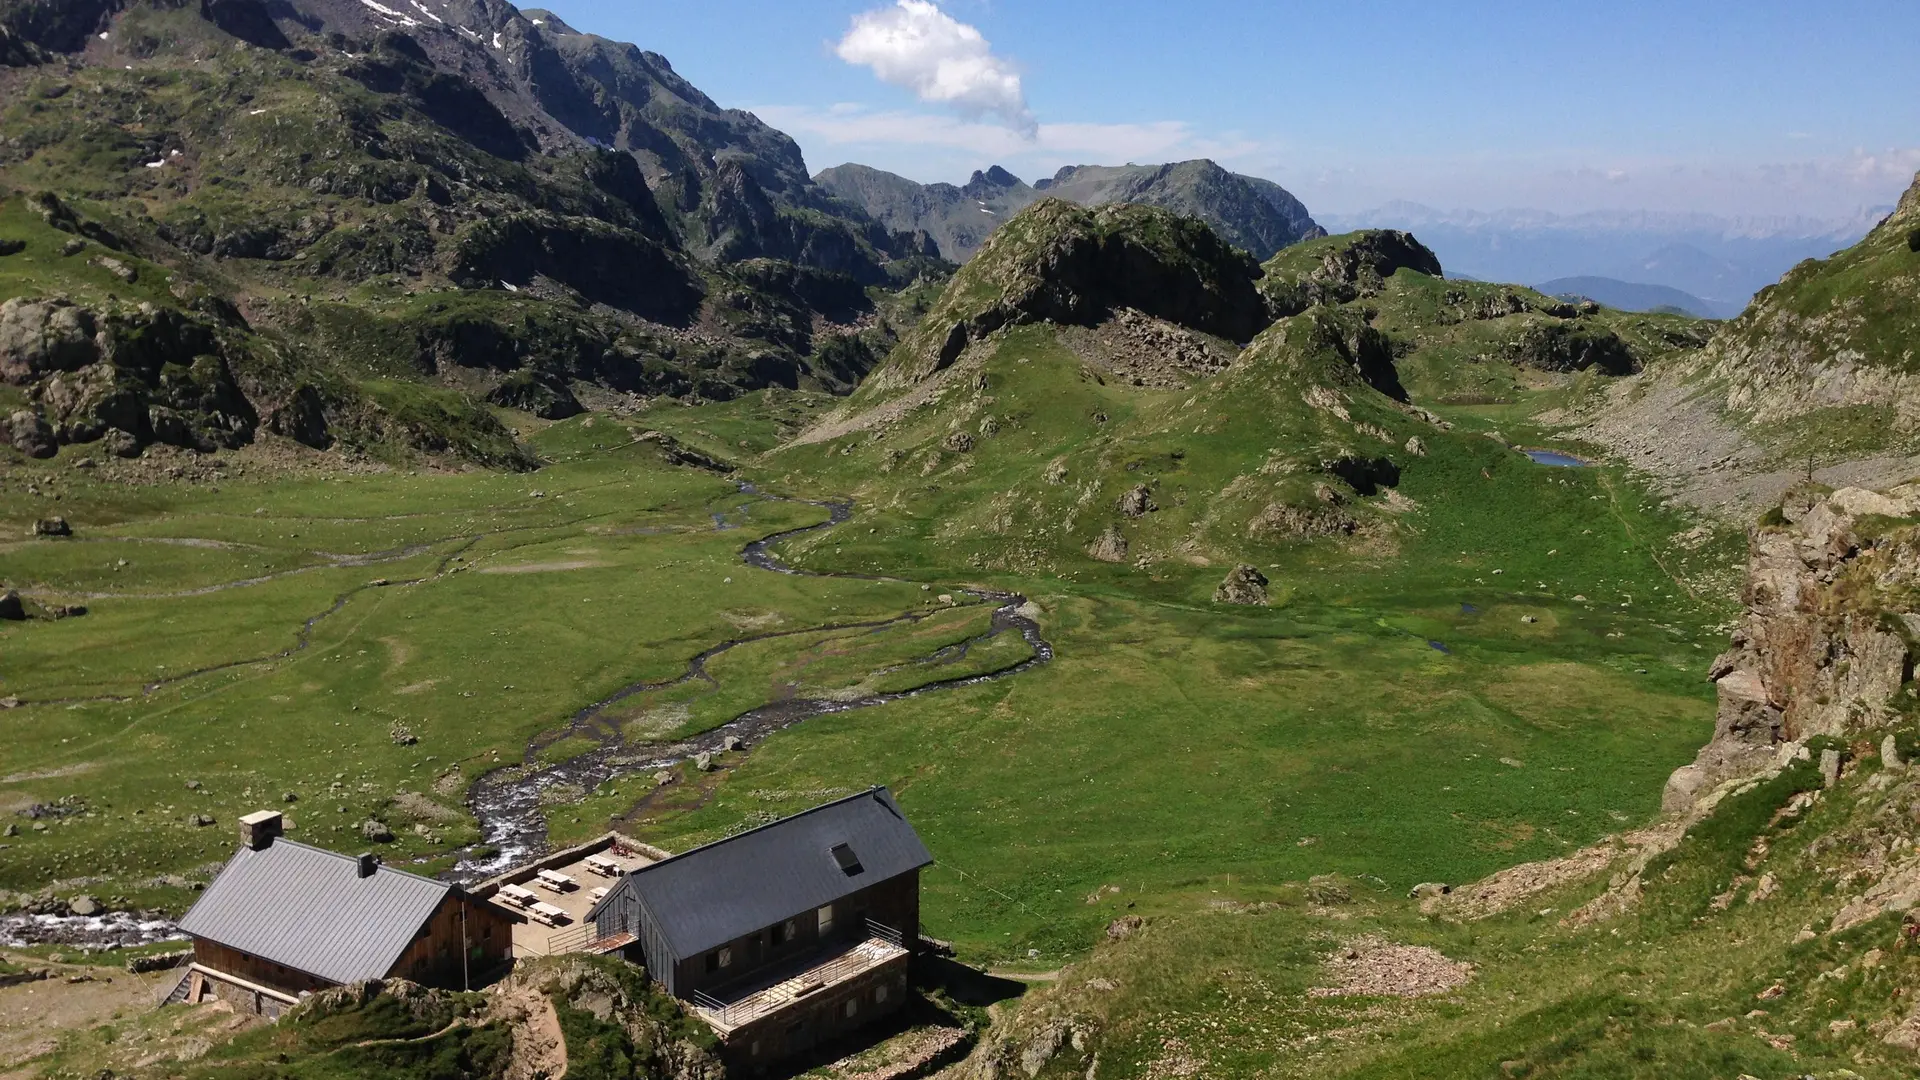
689,931,907,1030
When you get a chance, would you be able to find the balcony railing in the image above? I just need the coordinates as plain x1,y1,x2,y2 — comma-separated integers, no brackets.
689,921,907,1032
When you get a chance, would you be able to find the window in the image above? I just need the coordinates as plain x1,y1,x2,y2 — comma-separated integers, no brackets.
774,919,796,946
817,904,835,933
706,946,733,973
830,843,863,875
751,1041,760,1057
719,946,733,969
875,984,888,1003
845,999,858,1018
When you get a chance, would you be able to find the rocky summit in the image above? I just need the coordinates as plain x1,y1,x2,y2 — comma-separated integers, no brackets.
817,158,1321,263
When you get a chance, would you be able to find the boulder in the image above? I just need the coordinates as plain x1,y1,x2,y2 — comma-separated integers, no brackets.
1117,484,1156,518
0,590,23,621
0,297,100,384
31,517,71,538
1884,735,1904,771
1820,748,1842,788
1404,435,1427,456
1213,564,1270,606
1105,915,1143,942
360,820,394,843
721,735,743,752
4,410,56,459
1409,882,1451,900
941,430,974,454
1086,525,1128,564
693,752,715,772
68,896,98,917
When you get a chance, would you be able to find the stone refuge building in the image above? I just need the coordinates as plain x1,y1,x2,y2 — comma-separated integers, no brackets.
167,811,513,1016
588,786,933,1067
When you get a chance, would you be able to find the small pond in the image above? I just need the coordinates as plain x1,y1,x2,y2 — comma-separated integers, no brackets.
1522,449,1591,467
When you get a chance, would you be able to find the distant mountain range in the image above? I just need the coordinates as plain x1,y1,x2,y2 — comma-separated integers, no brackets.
815,160,1321,263
1534,276,1736,320
1321,202,1884,309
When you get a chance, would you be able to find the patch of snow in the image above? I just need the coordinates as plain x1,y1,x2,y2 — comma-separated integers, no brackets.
531,18,544,25
249,108,268,116
98,32,110,40
500,281,519,292
492,31,503,49
144,160,166,169
407,0,444,23
356,0,419,27
979,207,995,214
169,149,181,157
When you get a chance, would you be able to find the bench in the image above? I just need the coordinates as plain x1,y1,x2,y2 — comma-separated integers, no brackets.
498,884,538,909
529,902,569,927
589,886,610,903
583,854,622,877
535,869,575,892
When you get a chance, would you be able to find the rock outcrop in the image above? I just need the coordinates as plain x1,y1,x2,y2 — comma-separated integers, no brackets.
870,199,1271,391
1664,483,1920,813
2,297,258,458
1261,230,1444,317
1213,564,1270,605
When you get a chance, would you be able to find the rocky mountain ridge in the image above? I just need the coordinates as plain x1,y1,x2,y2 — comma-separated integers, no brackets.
0,0,947,467
815,158,1321,264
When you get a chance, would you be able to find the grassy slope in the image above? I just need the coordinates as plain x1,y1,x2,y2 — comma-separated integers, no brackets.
617,319,1740,968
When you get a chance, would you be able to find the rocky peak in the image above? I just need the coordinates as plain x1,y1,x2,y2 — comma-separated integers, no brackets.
1260,230,1444,317
1664,483,1920,813
965,166,1024,195
871,199,1271,389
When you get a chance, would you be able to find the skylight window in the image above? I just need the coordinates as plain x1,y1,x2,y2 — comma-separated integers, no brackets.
830,843,863,875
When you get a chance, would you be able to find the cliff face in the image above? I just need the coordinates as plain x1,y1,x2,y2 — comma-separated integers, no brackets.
1666,484,1920,812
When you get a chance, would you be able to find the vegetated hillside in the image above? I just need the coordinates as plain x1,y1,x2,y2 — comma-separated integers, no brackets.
770,207,1716,581
815,158,1321,263
1558,173,1920,520
1537,275,1734,320
772,202,1502,579
947,482,1920,1080
1260,230,1713,407
0,0,944,469
1698,172,1920,454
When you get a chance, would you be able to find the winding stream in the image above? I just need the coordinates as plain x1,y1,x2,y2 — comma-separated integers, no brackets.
450,486,1053,880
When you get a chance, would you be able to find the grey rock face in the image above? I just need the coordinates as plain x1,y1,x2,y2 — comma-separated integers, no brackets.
1117,484,1156,518
1213,564,1270,606
0,297,99,384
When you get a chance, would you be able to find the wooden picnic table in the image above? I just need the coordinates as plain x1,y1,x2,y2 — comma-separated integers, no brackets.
498,884,537,908
536,869,576,891
529,902,569,927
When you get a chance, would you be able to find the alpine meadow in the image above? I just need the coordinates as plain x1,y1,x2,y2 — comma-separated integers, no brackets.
4,3,1920,1079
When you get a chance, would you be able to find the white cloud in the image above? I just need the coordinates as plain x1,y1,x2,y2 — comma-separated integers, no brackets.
835,1,1035,136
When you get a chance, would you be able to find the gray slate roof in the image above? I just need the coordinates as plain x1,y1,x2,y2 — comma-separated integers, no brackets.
178,839,450,985
600,787,932,959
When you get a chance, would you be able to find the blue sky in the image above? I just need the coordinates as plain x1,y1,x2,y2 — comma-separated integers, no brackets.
533,1,1920,219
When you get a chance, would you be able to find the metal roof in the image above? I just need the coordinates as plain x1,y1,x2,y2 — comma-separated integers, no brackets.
595,786,932,960
177,838,451,985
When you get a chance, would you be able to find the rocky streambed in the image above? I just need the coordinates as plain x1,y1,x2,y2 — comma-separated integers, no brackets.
452,486,1053,880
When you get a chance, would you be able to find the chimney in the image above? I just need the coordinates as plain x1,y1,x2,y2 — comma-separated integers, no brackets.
239,810,283,851
357,853,378,879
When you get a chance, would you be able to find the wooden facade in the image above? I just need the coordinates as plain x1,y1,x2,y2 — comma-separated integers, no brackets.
656,868,920,1001
185,889,513,1011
